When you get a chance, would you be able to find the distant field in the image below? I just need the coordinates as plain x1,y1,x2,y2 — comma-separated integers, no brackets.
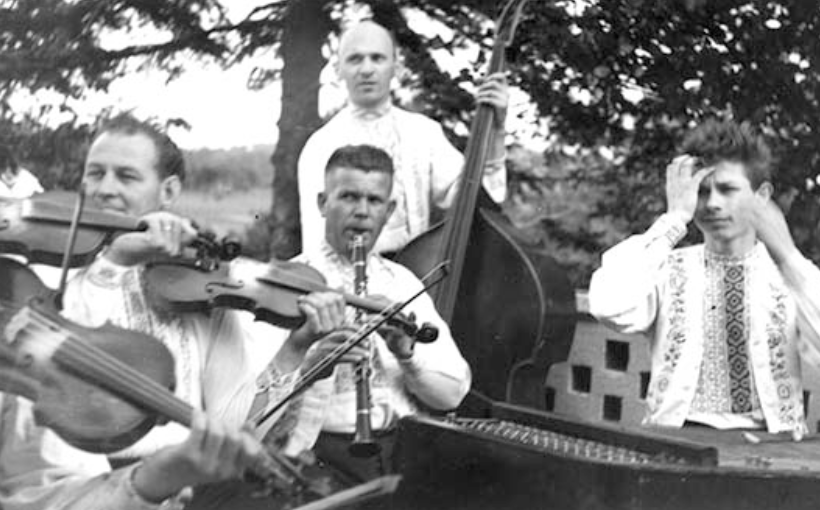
173,187,271,239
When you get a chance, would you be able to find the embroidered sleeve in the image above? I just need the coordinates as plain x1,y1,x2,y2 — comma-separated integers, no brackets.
778,252,820,367
0,397,173,510
589,212,688,334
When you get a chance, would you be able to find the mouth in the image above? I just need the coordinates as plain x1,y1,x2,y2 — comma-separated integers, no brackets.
344,227,372,240
699,217,731,227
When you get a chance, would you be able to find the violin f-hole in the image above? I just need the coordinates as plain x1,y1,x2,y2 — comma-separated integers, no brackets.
205,281,245,293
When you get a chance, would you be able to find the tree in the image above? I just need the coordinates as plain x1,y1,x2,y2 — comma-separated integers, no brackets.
0,0,233,186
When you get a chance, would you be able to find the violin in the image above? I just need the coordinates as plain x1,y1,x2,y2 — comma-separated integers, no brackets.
0,256,402,509
143,258,439,344
0,256,321,497
0,191,239,268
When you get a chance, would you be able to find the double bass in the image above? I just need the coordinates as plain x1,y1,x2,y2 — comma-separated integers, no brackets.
396,0,576,411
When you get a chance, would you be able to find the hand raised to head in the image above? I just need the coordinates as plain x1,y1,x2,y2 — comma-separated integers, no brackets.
665,155,711,222
750,197,799,265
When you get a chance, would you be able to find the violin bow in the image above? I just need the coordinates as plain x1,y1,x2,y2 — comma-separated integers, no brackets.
55,185,87,309
250,262,449,428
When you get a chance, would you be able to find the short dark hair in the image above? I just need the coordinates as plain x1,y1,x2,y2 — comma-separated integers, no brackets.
325,145,394,176
680,119,772,188
0,145,19,175
96,114,186,182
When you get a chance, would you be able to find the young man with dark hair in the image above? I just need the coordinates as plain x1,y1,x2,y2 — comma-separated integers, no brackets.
589,119,820,438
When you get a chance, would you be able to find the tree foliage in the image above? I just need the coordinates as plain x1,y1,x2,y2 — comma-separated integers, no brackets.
6,0,820,280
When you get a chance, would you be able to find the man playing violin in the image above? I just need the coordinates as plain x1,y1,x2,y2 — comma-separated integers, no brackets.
0,114,350,509
298,19,510,256
279,144,471,484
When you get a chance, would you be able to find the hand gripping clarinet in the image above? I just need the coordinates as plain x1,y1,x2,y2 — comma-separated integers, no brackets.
348,234,379,457
249,261,447,431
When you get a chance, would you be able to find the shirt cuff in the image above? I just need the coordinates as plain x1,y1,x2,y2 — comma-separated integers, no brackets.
645,212,688,249
397,353,424,376
256,363,300,393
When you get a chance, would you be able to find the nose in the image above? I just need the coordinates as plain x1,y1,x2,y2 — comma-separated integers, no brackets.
702,187,722,211
353,197,370,217
359,56,375,76
89,170,119,198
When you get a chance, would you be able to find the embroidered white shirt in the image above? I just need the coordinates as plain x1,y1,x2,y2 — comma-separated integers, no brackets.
0,255,272,509
589,212,820,435
297,103,506,254
280,241,471,455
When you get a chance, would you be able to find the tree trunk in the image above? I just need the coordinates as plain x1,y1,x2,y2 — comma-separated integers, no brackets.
269,0,332,259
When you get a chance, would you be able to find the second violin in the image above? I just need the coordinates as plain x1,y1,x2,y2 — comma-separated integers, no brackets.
143,257,439,343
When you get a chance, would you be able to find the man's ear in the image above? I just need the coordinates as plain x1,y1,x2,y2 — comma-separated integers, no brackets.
385,198,396,221
159,175,182,209
317,192,328,217
756,181,774,202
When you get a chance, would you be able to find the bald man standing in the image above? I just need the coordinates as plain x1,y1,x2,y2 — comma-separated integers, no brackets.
298,20,509,256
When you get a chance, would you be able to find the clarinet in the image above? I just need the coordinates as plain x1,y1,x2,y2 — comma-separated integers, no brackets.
348,234,381,458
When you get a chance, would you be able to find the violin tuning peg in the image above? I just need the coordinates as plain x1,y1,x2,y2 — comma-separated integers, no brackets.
416,322,438,344
220,237,242,260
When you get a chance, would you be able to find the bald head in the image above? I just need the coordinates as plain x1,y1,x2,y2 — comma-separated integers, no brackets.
337,21,397,109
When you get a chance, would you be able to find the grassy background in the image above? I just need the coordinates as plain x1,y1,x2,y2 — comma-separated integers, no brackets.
173,186,271,240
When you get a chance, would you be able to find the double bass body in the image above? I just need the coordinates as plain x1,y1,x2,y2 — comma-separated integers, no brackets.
397,195,576,411
396,0,576,412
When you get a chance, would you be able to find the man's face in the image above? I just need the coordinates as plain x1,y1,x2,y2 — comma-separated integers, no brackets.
319,166,395,257
337,22,396,109
83,131,176,216
693,161,767,245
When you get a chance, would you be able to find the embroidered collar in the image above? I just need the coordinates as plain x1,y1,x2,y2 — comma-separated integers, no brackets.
704,243,762,265
319,239,384,274
349,100,392,121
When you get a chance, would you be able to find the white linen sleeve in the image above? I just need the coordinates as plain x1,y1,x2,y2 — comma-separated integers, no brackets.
588,212,688,334
297,135,327,256
776,253,820,367
391,267,471,410
429,124,467,210
0,397,170,510
430,124,507,209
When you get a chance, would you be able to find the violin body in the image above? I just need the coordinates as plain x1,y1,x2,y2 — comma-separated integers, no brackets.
397,197,576,410
0,257,176,453
0,192,134,267
144,258,321,330
144,258,438,342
